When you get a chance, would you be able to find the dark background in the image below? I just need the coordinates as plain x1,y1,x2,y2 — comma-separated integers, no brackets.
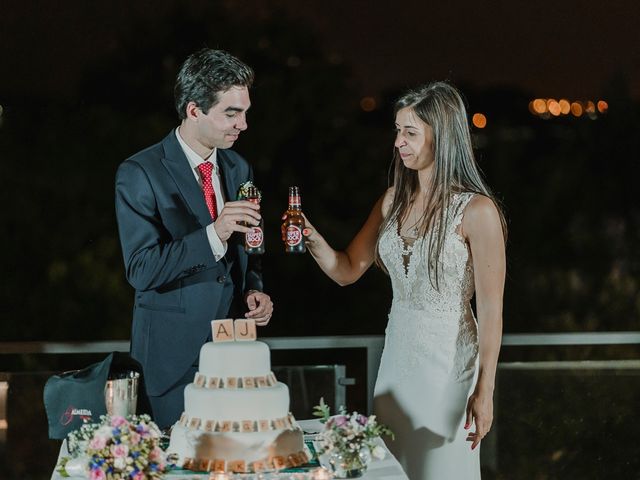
1,0,640,342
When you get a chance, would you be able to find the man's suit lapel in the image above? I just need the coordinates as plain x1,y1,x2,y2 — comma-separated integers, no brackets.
161,131,214,228
217,149,239,202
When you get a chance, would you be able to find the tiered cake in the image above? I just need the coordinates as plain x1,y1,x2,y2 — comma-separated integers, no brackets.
167,319,308,473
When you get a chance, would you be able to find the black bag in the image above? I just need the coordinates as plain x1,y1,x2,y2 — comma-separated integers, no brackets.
43,352,152,439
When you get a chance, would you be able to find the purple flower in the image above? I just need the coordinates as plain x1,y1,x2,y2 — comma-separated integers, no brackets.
333,415,348,427
357,414,368,426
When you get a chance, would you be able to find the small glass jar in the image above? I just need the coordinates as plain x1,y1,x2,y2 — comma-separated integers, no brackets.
329,447,372,478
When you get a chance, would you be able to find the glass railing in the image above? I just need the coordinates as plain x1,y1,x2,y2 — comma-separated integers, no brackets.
1,333,639,479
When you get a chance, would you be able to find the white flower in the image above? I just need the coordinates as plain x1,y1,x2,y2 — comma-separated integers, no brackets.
372,445,386,460
113,456,127,470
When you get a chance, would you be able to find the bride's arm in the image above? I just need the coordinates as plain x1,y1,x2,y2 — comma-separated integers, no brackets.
302,189,392,286
461,195,506,450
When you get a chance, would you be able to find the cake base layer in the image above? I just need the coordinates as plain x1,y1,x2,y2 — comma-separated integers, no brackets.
168,424,308,473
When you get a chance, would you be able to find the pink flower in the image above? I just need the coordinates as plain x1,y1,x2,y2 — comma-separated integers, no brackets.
89,468,106,480
129,432,141,445
88,436,107,450
357,414,368,426
132,472,145,480
110,443,129,458
149,446,163,462
111,416,128,428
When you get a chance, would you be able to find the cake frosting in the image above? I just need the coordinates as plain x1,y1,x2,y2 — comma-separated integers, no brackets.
167,323,308,473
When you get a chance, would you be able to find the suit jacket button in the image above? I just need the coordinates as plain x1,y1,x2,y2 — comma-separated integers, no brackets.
217,275,226,283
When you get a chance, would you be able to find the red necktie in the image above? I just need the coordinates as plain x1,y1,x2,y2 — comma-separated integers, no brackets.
197,161,218,221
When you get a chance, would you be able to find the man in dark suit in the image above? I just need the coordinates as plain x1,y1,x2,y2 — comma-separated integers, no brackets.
115,49,273,429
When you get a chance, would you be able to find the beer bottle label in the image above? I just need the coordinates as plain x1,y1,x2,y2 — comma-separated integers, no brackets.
286,225,303,246
246,227,264,248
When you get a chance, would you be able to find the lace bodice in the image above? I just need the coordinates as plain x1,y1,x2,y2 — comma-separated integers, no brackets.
376,192,478,382
378,192,475,314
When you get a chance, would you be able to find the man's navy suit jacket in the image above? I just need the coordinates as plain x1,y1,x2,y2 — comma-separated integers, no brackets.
115,130,262,397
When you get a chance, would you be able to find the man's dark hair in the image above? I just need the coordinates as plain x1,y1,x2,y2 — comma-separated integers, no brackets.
174,48,254,120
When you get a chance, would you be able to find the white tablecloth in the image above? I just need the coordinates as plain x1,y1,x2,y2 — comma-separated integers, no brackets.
52,419,407,480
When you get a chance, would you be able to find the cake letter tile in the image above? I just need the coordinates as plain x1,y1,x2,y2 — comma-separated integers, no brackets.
211,319,235,342
243,376,256,388
228,460,246,473
194,373,206,388
204,420,216,432
234,319,257,341
213,459,226,472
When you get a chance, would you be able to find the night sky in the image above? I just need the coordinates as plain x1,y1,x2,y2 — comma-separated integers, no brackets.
1,0,639,100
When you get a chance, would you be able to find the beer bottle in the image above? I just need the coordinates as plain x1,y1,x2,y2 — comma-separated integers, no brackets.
244,186,265,255
282,186,306,254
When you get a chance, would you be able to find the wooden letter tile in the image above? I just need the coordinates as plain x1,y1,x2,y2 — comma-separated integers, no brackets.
204,420,216,432
188,417,201,430
272,455,287,470
225,377,238,389
251,460,266,472
242,376,256,389
228,460,246,473
207,377,220,389
234,319,256,341
256,376,268,388
220,421,232,432
194,373,206,388
211,319,235,342
198,459,212,471
179,412,188,426
212,459,226,473
258,419,271,431
241,420,255,432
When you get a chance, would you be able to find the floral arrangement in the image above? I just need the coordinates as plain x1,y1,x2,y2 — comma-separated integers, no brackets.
237,180,261,201
313,398,393,476
57,414,176,479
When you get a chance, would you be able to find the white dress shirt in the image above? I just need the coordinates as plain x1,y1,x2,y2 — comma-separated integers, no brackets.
175,128,227,261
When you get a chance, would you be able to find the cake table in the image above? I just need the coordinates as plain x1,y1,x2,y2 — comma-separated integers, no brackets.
51,419,407,480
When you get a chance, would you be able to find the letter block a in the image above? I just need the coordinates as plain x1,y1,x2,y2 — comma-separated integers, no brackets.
234,319,257,341
211,319,235,342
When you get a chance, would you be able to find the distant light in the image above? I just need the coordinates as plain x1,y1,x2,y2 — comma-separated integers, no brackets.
286,56,301,67
472,113,487,129
0,104,3,117
597,100,608,113
559,99,570,115
548,100,561,116
570,102,583,117
585,101,596,114
360,96,377,112
533,99,547,114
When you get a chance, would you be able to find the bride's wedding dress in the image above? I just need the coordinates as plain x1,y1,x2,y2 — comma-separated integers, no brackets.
375,192,481,480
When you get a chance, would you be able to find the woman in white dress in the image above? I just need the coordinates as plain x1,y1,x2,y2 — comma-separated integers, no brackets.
298,82,506,479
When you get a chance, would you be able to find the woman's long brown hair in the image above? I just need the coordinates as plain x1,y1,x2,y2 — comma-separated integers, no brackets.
375,82,507,289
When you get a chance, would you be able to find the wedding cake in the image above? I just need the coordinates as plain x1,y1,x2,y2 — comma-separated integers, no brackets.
167,319,308,473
